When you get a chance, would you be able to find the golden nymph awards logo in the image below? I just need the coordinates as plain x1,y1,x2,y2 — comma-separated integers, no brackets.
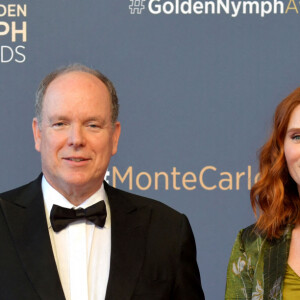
0,4,26,63
142,0,300,17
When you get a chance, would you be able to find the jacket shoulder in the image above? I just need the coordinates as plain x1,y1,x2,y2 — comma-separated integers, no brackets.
0,175,42,206
1,182,32,198
239,223,265,249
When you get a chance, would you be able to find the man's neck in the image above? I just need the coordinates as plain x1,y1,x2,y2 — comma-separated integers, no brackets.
43,176,103,206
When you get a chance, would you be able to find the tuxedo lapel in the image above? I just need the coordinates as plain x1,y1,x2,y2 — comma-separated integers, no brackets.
104,183,151,300
0,176,65,300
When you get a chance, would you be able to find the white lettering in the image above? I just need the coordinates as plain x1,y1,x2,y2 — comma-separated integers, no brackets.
181,0,192,13
273,0,284,13
193,1,203,13
243,1,259,13
148,0,162,14
231,0,241,17
217,0,230,14
163,1,175,14
261,1,272,16
205,1,216,13
15,45,26,63
1,46,14,63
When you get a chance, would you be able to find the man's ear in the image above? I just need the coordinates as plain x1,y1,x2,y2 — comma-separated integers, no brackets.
112,122,121,156
32,118,42,152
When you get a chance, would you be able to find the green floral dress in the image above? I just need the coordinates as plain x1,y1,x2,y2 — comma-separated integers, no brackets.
225,224,293,300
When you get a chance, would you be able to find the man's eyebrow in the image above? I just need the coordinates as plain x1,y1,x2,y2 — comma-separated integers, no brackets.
47,115,106,122
85,117,105,122
47,115,70,122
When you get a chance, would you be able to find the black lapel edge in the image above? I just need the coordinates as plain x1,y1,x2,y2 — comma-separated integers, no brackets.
0,175,65,300
104,183,151,300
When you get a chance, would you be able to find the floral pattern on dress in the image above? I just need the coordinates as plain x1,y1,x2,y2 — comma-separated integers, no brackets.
269,277,282,300
233,257,246,275
225,224,293,300
252,280,263,300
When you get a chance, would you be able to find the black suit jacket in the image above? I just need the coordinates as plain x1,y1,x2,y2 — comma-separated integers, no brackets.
0,175,204,300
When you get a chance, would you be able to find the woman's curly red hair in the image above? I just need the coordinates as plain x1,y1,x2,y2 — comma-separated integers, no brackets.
251,87,300,239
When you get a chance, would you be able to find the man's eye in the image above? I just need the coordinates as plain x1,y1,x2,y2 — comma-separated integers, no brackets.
53,122,65,127
88,124,100,129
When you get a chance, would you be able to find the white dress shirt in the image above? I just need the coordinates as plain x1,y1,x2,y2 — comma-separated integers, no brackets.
42,176,111,300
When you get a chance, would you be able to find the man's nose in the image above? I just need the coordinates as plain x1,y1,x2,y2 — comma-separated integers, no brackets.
68,125,86,147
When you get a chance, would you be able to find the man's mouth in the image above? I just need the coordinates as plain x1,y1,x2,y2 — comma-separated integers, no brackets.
65,158,89,162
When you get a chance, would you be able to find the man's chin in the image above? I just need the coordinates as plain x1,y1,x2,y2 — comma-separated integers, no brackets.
61,176,102,192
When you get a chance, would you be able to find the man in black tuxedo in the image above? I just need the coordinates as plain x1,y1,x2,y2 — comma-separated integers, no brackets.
0,64,204,300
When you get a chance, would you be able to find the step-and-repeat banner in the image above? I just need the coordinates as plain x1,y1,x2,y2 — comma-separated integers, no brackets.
0,1,299,298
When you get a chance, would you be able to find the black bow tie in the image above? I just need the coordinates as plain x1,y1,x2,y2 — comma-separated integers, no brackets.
50,201,107,233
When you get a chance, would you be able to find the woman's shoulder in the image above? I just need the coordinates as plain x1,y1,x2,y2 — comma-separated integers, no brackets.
234,223,293,254
235,223,266,252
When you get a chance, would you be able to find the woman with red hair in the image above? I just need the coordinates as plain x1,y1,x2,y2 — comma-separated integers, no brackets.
226,87,300,299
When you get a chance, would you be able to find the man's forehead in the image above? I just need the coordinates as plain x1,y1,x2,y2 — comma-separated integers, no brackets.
42,71,111,107
47,113,106,122
41,71,112,118
46,71,108,94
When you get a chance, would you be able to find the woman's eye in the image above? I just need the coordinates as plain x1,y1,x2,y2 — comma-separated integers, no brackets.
292,135,300,140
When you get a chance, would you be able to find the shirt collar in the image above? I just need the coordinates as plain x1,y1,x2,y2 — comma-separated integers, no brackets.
42,175,111,229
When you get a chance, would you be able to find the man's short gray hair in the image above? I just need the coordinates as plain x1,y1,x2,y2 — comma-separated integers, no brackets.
35,63,119,126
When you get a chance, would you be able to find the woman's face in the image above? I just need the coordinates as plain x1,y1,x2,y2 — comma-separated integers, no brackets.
284,104,300,192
